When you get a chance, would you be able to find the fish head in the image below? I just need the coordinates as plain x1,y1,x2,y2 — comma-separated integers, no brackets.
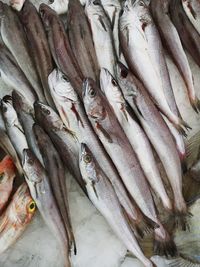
8,183,36,227
20,0,36,25
1,96,18,128
100,68,125,106
83,78,107,122
39,3,56,30
79,143,98,185
34,101,64,131
22,149,43,184
0,155,16,184
12,90,33,115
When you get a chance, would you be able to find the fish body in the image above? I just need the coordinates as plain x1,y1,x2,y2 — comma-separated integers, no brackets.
34,101,85,193
119,0,189,133
66,0,99,81
100,68,172,212
85,0,117,77
39,4,84,98
0,156,16,213
19,1,55,108
0,3,45,103
12,90,43,164
150,0,199,112
1,96,28,161
0,44,37,106
116,63,188,230
0,182,36,254
79,143,156,267
182,0,200,34
23,149,71,267
48,69,153,237
33,123,76,254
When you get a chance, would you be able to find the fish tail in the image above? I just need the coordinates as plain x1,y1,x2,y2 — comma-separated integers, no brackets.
135,215,159,239
167,254,200,267
190,97,200,113
175,119,192,137
172,210,193,231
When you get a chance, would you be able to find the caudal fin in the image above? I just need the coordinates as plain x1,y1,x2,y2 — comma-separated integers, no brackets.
175,119,192,137
153,233,177,258
134,215,159,239
167,254,200,267
190,97,200,114
172,211,193,231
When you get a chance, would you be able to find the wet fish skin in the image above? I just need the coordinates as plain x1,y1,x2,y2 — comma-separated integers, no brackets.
182,0,200,34
48,69,154,237
39,3,84,98
116,62,189,230
83,78,176,257
0,44,38,106
119,0,190,134
22,149,71,267
0,182,36,254
79,143,156,267
33,123,76,254
85,0,117,77
34,101,86,193
66,0,100,81
0,156,16,213
1,96,28,162
12,90,43,164
150,0,200,112
0,2,46,103
100,68,172,212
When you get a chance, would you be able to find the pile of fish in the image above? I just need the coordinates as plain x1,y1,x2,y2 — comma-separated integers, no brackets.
0,0,199,266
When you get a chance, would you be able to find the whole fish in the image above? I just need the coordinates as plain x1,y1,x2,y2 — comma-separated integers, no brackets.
0,129,23,176
100,68,172,212
150,0,200,112
48,69,156,238
0,156,16,213
12,90,43,164
34,101,86,193
19,1,55,108
83,78,177,257
33,123,76,254
39,4,84,98
66,0,99,81
22,149,71,267
79,143,156,267
116,62,189,230
0,3,46,103
170,0,200,69
85,0,117,77
1,96,28,162
119,0,190,134
182,0,200,34
0,183,36,254
0,44,38,106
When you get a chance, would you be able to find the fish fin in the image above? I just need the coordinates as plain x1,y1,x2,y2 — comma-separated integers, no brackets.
0,213,9,234
166,254,200,267
95,121,113,143
154,232,178,258
167,211,192,232
190,97,200,113
98,16,108,32
175,119,191,137
135,215,158,239
71,103,84,128
186,130,200,168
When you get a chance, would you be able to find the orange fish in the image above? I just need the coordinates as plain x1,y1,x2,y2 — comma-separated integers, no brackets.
0,155,16,213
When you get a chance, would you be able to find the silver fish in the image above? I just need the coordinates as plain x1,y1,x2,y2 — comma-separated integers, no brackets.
22,149,71,267
79,143,156,267
119,0,190,134
83,78,177,257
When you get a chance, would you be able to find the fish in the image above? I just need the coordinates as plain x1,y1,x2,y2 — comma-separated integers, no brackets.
85,0,117,77
39,4,84,98
1,96,28,162
0,43,38,107
19,1,55,108
65,0,100,81
79,143,156,267
0,155,16,213
170,0,200,70
48,69,156,238
0,129,23,176
100,68,172,213
12,90,43,164
119,0,190,134
0,182,36,254
150,0,200,112
83,78,177,257
0,2,46,103
34,101,86,193
116,62,190,231
182,0,200,35
22,149,71,267
33,123,76,254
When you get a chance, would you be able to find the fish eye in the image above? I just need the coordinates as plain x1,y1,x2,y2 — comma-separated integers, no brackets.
93,0,100,5
84,154,92,163
28,201,36,213
62,75,69,82
89,89,96,98
111,78,117,87
121,68,128,78
2,105,7,113
42,107,50,115
49,0,54,4
0,172,4,182
27,158,34,166
139,1,145,6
